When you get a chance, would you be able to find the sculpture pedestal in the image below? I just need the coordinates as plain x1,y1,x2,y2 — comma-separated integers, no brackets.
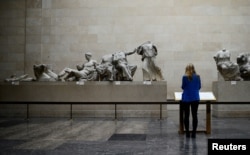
212,81,250,117
0,81,167,118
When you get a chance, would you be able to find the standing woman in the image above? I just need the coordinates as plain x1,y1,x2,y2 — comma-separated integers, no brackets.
181,63,201,138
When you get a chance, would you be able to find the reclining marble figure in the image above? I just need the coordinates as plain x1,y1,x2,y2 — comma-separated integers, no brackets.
213,48,242,81
5,64,58,82
33,64,59,81
4,74,34,82
135,41,164,81
237,53,250,80
58,52,98,81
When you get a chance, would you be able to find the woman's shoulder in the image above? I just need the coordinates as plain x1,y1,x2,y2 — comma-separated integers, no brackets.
182,75,188,78
193,74,200,80
182,75,190,81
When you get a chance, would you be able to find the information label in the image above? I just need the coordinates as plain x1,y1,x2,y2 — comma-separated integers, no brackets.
143,81,152,85
76,81,84,85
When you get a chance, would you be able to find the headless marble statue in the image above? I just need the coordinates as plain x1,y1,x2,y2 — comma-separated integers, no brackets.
135,41,164,81
237,52,250,80
213,48,242,81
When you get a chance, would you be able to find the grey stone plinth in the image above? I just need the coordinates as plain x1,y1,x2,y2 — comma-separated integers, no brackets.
212,81,250,117
0,81,167,118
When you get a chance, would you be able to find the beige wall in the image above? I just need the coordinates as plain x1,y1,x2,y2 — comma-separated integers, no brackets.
0,0,26,79
1,0,250,99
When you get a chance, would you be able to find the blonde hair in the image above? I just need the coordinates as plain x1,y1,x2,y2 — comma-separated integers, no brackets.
185,63,196,80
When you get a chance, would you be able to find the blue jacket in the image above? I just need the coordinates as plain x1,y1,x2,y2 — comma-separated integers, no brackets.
181,74,201,102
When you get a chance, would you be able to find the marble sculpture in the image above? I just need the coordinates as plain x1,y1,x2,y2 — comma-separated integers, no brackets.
112,50,137,81
5,64,58,82
96,50,137,81
135,41,164,81
58,52,98,81
33,64,59,81
213,48,242,81
237,53,250,80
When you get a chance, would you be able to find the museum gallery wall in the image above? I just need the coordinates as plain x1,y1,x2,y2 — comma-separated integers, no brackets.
1,0,250,99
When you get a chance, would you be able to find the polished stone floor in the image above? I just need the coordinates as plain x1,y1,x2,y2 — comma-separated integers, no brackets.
0,111,249,155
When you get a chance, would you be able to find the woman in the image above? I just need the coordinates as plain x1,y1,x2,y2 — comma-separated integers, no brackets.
181,63,201,138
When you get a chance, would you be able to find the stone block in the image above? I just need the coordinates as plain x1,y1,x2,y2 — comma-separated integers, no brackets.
0,81,167,118
42,0,52,9
26,17,42,26
26,35,41,44
0,0,25,9
26,9,42,17
42,35,55,44
29,104,70,118
26,44,41,53
26,0,42,9
0,104,27,117
212,81,250,117
8,36,25,44
212,81,250,102
26,26,41,35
